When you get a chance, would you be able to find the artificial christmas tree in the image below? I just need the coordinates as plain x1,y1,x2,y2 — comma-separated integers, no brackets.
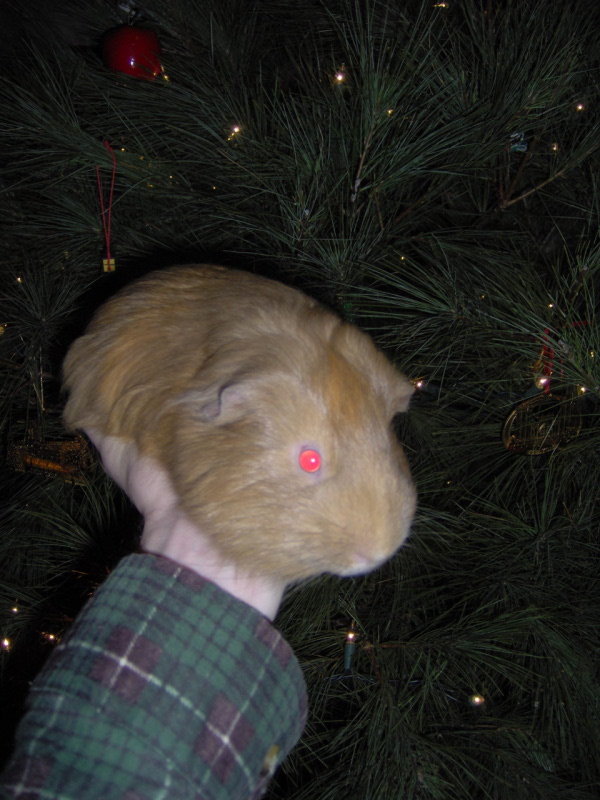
1,1,598,798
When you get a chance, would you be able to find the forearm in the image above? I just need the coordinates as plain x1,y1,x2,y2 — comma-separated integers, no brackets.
1,554,307,800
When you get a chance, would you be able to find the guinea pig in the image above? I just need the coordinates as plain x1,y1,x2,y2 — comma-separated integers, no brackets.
62,265,416,582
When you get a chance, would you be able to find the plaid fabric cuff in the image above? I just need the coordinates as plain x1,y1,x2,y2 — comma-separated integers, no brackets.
1,554,307,799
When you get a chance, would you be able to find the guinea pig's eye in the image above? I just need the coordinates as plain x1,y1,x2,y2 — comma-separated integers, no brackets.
299,448,321,473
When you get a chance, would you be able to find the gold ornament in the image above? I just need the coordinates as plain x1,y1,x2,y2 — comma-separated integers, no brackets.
6,433,93,483
502,393,583,455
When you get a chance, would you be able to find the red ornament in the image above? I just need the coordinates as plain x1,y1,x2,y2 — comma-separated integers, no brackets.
299,449,321,473
102,25,161,81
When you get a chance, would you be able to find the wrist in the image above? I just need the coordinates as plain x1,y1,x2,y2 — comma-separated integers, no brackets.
85,434,286,620
141,514,285,621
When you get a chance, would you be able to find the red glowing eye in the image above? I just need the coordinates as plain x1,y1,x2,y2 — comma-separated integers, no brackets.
299,449,321,473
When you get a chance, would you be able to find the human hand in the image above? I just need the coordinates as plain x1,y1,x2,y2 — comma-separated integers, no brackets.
85,430,286,620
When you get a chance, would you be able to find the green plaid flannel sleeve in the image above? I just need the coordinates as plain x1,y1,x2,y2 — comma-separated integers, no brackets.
0,554,307,799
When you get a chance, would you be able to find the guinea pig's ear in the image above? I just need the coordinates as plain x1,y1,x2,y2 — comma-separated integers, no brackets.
331,323,413,415
174,343,282,425
175,379,257,425
375,358,415,417
390,373,415,414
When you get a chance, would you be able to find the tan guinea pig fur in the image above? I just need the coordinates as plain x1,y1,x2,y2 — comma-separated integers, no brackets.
63,265,416,582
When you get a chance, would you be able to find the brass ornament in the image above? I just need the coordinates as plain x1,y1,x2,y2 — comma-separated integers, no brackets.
502,393,583,455
6,433,93,483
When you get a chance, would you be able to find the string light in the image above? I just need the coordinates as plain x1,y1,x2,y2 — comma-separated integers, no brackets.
536,376,550,388
1,638,10,651
16,276,23,283
387,109,394,115
578,386,588,394
433,2,449,7
227,125,242,141
575,103,585,112
551,142,559,152
11,607,18,614
468,693,485,706
414,380,425,389
344,622,358,671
